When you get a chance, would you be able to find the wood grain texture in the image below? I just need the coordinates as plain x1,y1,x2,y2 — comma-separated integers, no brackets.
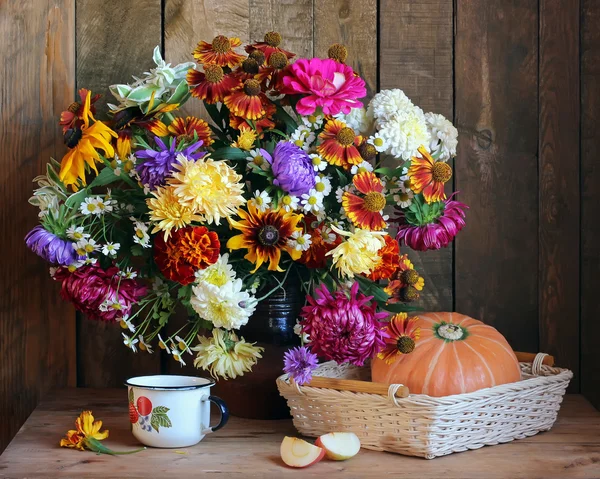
75,0,162,387
1,389,599,478
164,0,250,117
379,0,454,311
0,0,76,453
454,0,539,352
581,0,600,409
538,0,580,391
314,0,377,99
250,0,313,59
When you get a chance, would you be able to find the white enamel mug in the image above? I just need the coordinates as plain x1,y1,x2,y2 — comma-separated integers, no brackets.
125,375,229,448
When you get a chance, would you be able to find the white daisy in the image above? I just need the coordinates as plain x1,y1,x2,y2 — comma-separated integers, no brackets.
157,334,171,354
66,226,89,241
99,298,124,312
120,316,136,333
394,189,414,208
300,189,324,214
175,335,192,355
309,153,327,172
293,321,310,344
301,113,324,129
80,197,101,216
95,197,114,214
280,194,299,212
350,161,374,175
290,125,316,151
335,185,353,204
399,174,413,193
287,230,312,252
246,149,270,171
119,267,138,279
83,257,98,265
122,333,139,352
321,225,337,244
130,217,151,248
367,133,387,153
313,175,332,197
249,190,272,213
101,242,120,256
73,238,99,256
171,345,186,366
138,336,153,354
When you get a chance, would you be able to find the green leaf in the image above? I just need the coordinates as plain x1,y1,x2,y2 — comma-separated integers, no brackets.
128,388,134,403
130,244,144,256
380,302,422,313
65,189,87,210
205,103,224,129
87,167,119,188
153,406,170,414
274,104,298,132
85,437,146,455
150,407,172,432
210,147,248,160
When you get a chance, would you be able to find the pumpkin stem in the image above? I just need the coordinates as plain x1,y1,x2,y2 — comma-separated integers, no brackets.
436,322,466,341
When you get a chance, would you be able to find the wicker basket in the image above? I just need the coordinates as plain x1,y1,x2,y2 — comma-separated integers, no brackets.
277,353,572,459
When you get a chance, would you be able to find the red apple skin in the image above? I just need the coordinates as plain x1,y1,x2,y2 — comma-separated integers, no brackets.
280,437,326,468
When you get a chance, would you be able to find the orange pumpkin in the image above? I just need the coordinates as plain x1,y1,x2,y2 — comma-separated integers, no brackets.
371,312,521,396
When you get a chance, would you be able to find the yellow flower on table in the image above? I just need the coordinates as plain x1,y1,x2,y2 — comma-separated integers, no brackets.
60,410,108,451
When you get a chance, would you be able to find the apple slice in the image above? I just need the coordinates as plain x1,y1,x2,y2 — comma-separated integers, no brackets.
315,432,361,461
280,436,325,468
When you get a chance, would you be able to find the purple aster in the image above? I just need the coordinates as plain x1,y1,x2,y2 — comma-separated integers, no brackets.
25,225,82,266
136,137,206,190
283,346,319,385
264,141,315,197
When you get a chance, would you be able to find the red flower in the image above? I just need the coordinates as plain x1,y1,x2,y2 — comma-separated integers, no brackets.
187,65,240,104
193,35,245,68
59,88,101,133
317,119,363,170
168,116,214,147
367,235,400,280
342,171,388,231
245,31,295,63
298,217,341,269
224,79,271,120
154,226,220,285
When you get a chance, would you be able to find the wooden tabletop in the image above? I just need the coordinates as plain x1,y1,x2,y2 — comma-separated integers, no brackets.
0,389,599,478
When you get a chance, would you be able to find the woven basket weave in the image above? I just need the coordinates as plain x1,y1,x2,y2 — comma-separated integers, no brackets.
277,353,572,459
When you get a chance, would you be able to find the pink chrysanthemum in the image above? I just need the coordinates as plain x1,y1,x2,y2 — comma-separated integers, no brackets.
54,265,147,322
300,282,388,366
396,197,468,251
279,58,366,116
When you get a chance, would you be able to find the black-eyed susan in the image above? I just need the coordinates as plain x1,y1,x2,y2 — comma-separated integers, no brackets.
342,171,388,231
193,35,245,68
187,64,240,104
408,145,453,204
59,90,117,189
316,119,363,170
226,203,303,272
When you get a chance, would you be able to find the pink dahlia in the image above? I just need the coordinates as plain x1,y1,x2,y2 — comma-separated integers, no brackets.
280,58,366,116
54,265,147,322
396,197,468,251
300,282,388,366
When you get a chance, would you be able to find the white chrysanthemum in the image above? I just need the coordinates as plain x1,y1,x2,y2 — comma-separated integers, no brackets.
249,190,272,213
425,112,458,161
368,89,415,124
378,107,430,160
313,175,332,196
195,253,236,287
190,279,256,330
334,107,373,136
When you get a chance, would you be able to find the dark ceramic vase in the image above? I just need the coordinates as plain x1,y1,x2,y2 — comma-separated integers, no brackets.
212,276,303,419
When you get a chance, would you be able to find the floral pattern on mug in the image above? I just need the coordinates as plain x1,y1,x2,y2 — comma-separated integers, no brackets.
128,389,172,433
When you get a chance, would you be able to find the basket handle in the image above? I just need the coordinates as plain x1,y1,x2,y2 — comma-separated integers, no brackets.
515,351,554,366
304,376,410,398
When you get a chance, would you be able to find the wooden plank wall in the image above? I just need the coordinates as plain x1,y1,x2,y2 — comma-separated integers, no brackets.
1,0,598,452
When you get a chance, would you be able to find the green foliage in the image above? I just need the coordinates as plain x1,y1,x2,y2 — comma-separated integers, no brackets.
403,195,445,226
150,406,172,432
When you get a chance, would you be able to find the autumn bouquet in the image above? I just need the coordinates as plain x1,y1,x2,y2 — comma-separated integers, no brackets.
25,32,466,381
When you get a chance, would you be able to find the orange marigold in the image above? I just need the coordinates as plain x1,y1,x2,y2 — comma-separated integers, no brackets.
154,226,220,285
367,235,400,281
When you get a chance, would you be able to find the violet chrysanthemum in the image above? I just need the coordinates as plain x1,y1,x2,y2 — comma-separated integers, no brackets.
396,197,468,251
263,142,315,196
54,265,147,322
25,225,81,266
283,346,319,385
300,282,388,366
136,137,206,190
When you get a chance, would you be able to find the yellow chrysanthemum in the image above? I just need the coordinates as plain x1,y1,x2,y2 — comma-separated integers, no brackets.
326,226,386,278
169,155,245,225
192,329,264,380
231,126,257,150
147,185,202,240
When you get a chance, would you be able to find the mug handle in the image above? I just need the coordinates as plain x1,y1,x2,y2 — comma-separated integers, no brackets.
201,395,229,435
